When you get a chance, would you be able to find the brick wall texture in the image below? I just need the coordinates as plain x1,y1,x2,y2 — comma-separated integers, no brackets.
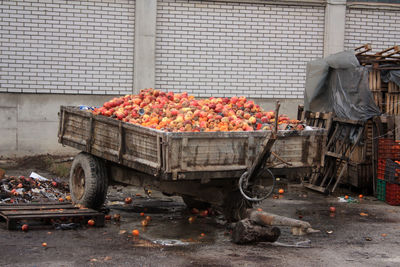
155,0,325,98
0,0,135,95
1,0,399,98
344,8,400,52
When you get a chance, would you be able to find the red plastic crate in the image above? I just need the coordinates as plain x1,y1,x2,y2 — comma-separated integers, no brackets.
385,182,400,206
378,139,400,159
378,139,400,181
378,159,386,171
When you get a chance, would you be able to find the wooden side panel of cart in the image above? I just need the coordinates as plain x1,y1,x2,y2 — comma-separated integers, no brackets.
58,106,325,180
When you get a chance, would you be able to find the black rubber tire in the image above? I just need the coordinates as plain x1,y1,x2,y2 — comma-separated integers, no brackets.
69,152,108,209
181,195,211,210
222,190,252,222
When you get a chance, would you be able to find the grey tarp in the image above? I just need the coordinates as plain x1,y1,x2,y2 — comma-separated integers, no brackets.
381,69,400,88
304,51,381,121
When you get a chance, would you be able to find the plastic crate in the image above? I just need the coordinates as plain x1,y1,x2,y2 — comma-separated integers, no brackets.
378,139,400,159
385,182,400,206
377,159,386,180
377,170,385,180
378,159,386,170
376,179,386,201
385,159,400,184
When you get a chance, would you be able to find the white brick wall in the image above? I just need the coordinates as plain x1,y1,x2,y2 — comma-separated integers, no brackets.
155,0,325,98
0,0,135,95
344,8,400,52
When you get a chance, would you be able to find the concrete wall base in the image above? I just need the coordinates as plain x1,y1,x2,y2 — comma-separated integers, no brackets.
0,93,117,157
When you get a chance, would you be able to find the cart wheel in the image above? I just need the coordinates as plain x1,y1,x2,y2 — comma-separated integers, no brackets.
69,152,108,209
181,195,211,210
222,190,252,222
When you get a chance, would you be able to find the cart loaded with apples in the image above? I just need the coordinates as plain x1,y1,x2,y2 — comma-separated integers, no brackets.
58,89,326,221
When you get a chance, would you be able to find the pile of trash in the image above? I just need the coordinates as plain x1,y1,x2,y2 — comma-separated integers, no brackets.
0,172,69,204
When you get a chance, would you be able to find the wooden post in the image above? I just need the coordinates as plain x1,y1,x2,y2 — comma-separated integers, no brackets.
232,218,280,244
246,209,319,236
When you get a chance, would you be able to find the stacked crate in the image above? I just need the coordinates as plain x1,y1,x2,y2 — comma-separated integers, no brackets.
369,69,384,112
357,45,400,114
386,82,400,115
355,44,400,197
377,138,400,205
384,159,400,205
377,139,391,200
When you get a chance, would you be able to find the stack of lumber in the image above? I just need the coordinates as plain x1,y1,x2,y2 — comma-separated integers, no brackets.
356,44,400,114
353,44,400,193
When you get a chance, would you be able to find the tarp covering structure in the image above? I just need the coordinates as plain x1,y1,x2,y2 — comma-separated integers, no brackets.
381,69,400,87
304,51,381,121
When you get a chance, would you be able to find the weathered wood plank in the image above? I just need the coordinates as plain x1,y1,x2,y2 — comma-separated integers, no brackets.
0,203,73,209
59,106,326,180
2,209,98,216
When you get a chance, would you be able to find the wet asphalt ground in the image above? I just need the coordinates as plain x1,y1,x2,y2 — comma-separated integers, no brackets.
1,163,400,267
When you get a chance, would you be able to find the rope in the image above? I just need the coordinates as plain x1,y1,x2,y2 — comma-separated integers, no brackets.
366,124,400,141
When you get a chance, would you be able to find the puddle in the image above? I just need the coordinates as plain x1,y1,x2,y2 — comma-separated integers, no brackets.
138,215,222,245
108,198,186,213
109,198,227,247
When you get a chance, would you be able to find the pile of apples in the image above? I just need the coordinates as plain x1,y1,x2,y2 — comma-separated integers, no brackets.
92,89,305,132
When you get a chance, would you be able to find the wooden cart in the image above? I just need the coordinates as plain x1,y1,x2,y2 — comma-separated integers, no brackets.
58,106,326,220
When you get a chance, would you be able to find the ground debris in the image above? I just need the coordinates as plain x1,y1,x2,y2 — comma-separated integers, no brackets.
54,222,80,230
0,173,69,204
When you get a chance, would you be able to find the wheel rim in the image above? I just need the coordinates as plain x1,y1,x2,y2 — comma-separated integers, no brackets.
72,164,85,200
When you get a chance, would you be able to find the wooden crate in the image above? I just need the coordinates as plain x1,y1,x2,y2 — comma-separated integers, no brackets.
372,91,384,112
386,82,400,115
347,120,374,163
297,106,333,131
344,162,373,193
369,69,382,91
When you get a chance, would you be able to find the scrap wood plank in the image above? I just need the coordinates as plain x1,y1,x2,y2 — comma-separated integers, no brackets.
0,203,104,230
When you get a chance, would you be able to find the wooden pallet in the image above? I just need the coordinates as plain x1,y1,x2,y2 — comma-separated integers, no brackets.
357,44,400,65
386,82,400,115
303,118,365,193
369,69,382,92
372,91,384,112
361,45,400,114
0,202,105,230
297,105,333,131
